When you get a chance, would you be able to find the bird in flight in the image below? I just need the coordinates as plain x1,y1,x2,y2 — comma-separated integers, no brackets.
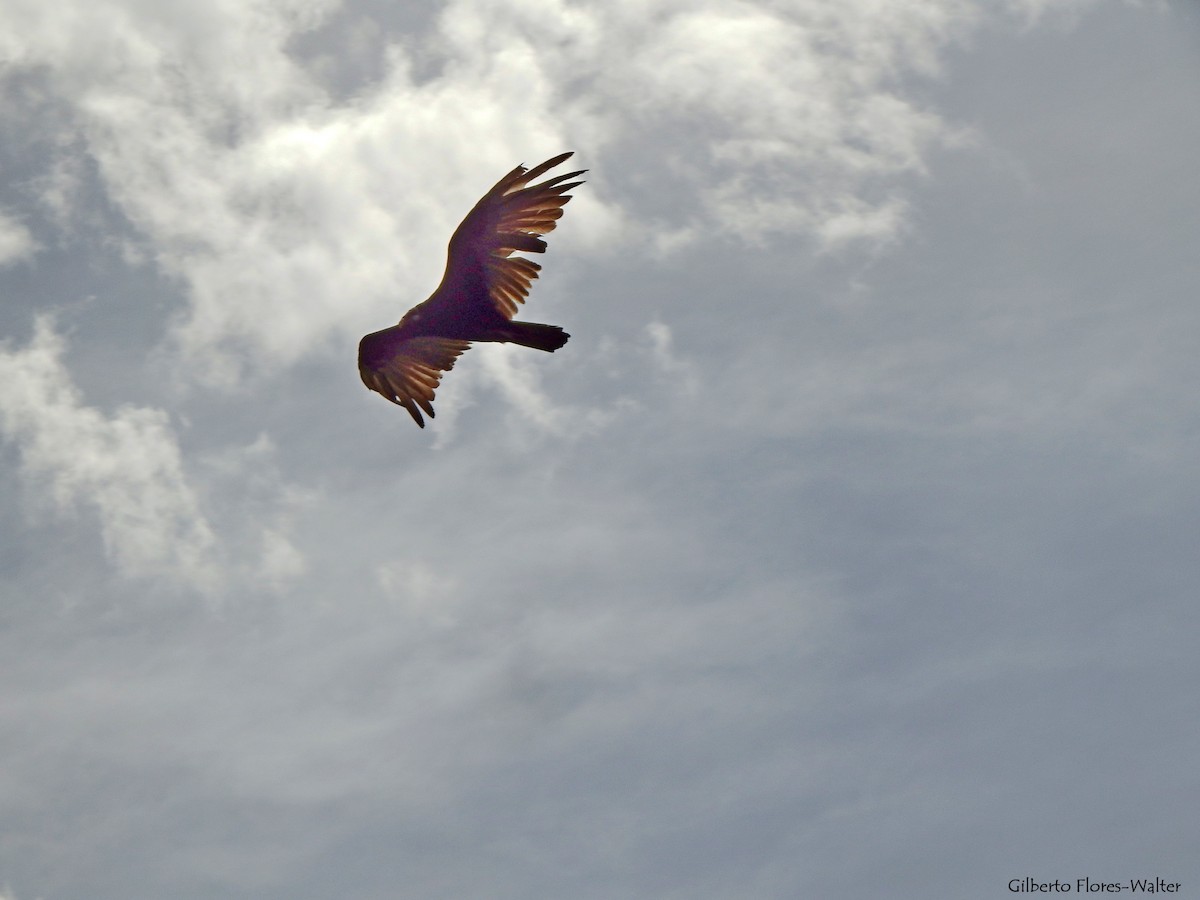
358,152,585,427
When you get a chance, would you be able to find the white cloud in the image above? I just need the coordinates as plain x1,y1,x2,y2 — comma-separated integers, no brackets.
579,3,963,246
0,0,1096,396
0,4,1194,898
194,432,311,592
0,319,307,595
376,558,462,628
0,317,221,591
0,211,36,266
644,320,699,397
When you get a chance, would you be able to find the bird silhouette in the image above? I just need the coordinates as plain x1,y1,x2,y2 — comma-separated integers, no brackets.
358,152,584,427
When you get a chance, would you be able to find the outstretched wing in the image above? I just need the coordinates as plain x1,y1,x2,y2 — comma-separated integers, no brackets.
358,334,471,428
434,152,586,320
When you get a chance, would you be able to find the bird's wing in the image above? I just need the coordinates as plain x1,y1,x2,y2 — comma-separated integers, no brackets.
434,152,586,321
358,335,471,428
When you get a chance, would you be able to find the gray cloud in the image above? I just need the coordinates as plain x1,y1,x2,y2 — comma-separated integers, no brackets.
2,0,1046,383
0,317,220,589
2,1,1197,898
0,319,307,595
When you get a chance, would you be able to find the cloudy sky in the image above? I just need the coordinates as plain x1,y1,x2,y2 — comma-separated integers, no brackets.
2,1,1198,897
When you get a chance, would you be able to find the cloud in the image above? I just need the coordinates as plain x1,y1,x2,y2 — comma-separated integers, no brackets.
0,211,36,266
0,0,1094,396
0,0,1125,584
0,318,306,595
0,3,1194,898
643,320,698,397
0,317,221,590
572,2,965,247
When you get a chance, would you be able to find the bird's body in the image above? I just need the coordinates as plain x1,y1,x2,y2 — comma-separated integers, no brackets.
358,152,583,427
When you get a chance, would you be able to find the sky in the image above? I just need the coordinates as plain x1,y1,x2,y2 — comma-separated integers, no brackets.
1,0,1198,897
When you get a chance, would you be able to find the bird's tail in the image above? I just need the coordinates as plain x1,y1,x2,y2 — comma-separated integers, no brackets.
495,322,570,352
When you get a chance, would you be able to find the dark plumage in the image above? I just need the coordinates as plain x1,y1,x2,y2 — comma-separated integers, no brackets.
358,152,584,427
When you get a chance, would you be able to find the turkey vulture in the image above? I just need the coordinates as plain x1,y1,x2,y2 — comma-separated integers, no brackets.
358,152,585,427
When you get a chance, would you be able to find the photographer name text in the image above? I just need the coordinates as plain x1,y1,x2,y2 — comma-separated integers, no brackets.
1009,879,1181,894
